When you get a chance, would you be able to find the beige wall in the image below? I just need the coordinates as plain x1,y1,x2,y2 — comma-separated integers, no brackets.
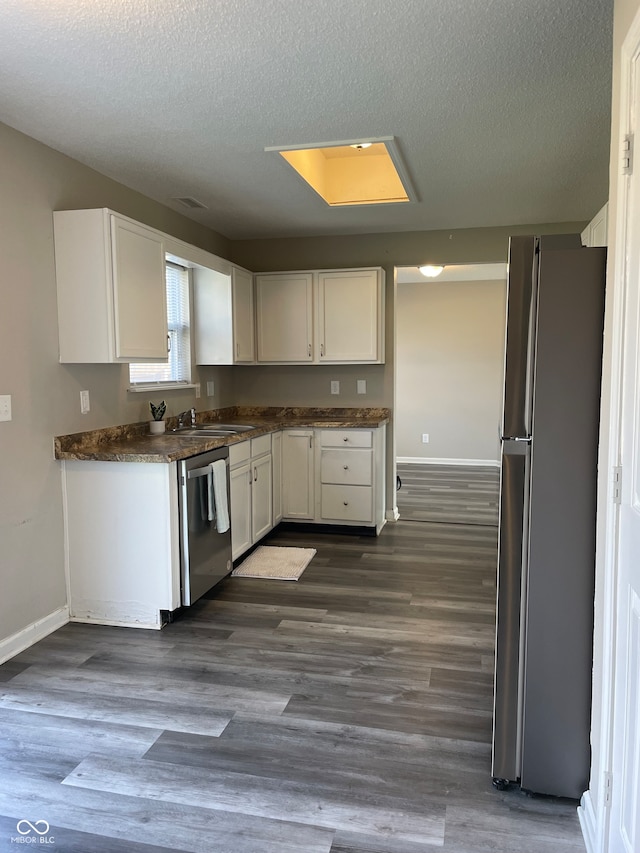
396,278,506,463
0,115,593,653
231,224,587,507
0,121,232,647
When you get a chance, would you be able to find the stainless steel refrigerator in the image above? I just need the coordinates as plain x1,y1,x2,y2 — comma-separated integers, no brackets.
491,234,606,799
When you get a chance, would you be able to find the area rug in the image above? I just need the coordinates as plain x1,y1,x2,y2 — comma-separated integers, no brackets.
231,545,316,581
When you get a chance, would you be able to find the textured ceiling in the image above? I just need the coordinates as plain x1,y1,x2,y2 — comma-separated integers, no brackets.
0,0,613,240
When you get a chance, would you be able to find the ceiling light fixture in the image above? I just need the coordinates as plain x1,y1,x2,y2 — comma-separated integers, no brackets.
265,137,416,207
419,265,445,278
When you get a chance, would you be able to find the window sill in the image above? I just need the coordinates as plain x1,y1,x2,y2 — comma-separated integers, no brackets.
128,383,198,393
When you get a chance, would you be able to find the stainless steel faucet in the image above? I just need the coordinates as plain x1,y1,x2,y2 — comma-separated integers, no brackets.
177,407,196,429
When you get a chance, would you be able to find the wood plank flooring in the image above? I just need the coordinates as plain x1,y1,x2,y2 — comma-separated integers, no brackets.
0,468,585,852
396,463,500,526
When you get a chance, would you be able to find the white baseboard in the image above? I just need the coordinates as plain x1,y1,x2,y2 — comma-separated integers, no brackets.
385,506,400,521
0,606,70,664
397,456,500,467
577,790,599,853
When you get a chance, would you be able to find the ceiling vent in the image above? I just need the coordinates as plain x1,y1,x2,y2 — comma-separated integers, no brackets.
173,196,208,210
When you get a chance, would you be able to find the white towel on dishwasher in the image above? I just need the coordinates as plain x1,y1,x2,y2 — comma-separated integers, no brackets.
209,459,230,533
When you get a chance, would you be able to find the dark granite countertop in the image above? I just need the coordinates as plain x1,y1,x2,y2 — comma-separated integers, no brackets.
54,406,391,463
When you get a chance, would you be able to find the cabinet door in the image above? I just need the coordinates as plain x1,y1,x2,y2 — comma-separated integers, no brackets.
282,430,315,519
272,431,283,524
256,273,313,362
232,267,255,362
317,268,383,362
251,453,273,542
230,462,252,560
111,216,167,360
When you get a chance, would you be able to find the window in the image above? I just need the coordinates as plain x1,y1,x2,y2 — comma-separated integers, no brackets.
129,261,191,387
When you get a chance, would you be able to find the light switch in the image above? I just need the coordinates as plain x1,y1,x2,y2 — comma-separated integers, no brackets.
331,380,340,395
357,380,367,395
206,381,215,397
80,390,90,414
195,383,201,399
0,395,11,422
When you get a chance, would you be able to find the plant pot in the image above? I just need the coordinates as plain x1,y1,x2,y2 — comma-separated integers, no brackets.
149,420,166,435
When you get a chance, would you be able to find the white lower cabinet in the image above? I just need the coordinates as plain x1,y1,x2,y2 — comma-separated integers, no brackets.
272,430,283,524
61,460,180,628
282,430,315,519
229,435,273,560
282,426,386,532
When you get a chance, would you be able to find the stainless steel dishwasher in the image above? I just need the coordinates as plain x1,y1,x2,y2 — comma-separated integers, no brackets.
177,447,232,605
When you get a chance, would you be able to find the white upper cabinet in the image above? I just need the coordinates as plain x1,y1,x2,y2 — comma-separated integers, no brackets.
255,267,384,364
231,267,255,362
317,268,383,362
255,272,314,362
54,209,167,363
194,263,255,365
581,202,608,247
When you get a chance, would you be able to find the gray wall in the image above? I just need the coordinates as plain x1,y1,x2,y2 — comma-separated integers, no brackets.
0,121,232,648
0,116,589,651
395,278,506,463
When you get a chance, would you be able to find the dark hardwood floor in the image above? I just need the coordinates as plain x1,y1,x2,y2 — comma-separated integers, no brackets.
0,468,584,852
396,462,500,526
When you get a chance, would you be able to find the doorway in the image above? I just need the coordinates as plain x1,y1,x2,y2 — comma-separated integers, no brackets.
394,262,507,526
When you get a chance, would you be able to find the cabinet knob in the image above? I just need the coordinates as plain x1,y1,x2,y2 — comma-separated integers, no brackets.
343,501,349,506
343,465,349,470
343,437,349,442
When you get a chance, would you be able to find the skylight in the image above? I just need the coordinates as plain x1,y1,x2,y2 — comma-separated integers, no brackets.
266,137,416,207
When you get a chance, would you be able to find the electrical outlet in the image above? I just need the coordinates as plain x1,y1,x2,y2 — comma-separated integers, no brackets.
0,395,11,422
357,379,367,394
206,380,215,397
80,390,90,414
195,383,201,399
422,433,429,443
331,380,340,395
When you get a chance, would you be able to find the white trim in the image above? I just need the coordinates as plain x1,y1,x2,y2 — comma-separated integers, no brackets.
397,456,500,467
581,12,640,853
127,382,198,393
69,614,162,630
0,606,69,665
578,791,598,853
386,506,400,521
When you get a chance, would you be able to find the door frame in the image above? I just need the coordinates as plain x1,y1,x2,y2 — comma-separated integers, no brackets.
578,8,640,851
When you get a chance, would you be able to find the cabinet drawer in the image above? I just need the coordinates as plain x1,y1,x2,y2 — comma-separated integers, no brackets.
319,429,372,448
321,484,373,523
229,440,250,467
251,433,271,458
321,449,372,485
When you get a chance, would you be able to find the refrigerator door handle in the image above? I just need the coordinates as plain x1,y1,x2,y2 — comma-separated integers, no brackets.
501,436,532,443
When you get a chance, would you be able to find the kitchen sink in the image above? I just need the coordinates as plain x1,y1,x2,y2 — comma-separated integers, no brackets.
169,423,256,438
199,423,256,432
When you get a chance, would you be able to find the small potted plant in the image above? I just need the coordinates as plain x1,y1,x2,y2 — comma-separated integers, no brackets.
149,400,166,434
